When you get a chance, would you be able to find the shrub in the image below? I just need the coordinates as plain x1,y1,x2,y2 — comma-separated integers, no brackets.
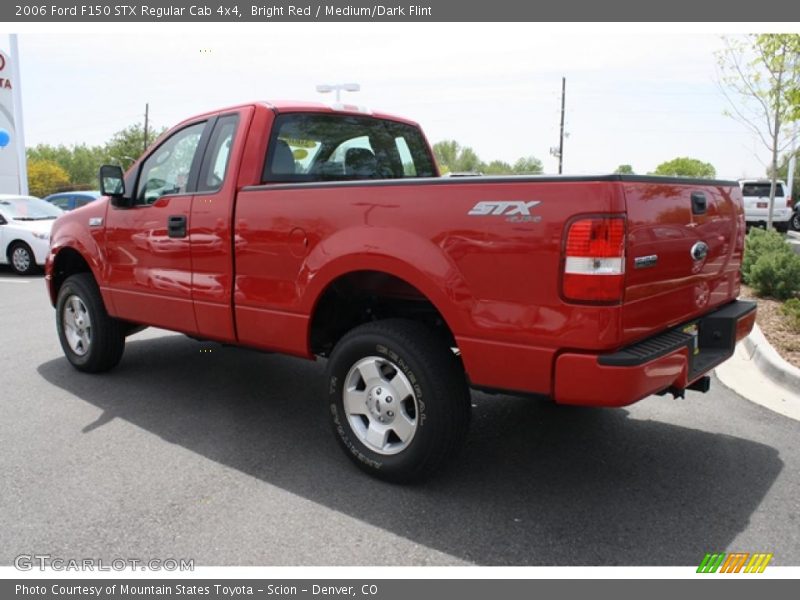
748,251,800,300
27,159,70,198
742,227,795,285
782,298,800,331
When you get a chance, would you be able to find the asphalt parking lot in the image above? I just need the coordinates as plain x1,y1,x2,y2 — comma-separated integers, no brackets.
2,267,800,567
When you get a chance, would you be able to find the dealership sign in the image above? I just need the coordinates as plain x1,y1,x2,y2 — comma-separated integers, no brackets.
0,48,23,194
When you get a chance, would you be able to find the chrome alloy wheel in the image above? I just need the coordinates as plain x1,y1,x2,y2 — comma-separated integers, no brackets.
11,246,31,273
343,356,419,455
62,295,92,356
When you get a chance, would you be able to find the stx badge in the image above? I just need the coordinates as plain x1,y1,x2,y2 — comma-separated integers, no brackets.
468,201,542,222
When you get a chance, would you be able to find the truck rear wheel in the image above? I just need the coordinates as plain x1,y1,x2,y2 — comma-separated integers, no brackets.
326,319,470,482
56,273,125,373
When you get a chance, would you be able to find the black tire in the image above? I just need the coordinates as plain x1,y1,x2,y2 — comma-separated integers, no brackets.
56,273,126,373
775,222,789,234
326,319,470,482
8,242,37,275
791,211,800,232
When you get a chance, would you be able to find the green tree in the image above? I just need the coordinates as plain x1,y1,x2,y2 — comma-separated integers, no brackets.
652,157,716,178
27,143,108,188
455,147,481,172
433,139,544,176
27,159,70,197
512,156,543,175
105,122,166,171
718,34,800,228
432,140,460,172
614,164,635,174
483,160,513,175
432,139,482,173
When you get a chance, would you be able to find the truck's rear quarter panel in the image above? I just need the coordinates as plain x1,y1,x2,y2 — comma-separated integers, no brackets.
235,175,749,402
235,178,628,395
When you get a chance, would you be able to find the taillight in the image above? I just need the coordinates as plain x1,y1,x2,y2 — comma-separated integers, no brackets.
562,216,625,302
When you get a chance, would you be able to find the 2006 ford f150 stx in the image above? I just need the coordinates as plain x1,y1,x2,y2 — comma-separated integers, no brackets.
46,101,756,481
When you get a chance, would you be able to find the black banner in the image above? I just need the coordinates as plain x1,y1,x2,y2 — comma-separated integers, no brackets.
4,579,800,600
5,0,800,22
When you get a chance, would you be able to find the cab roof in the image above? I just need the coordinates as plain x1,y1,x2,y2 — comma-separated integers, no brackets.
175,101,420,128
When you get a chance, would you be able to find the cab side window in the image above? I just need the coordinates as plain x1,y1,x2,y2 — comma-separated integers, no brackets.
136,122,206,205
198,115,239,193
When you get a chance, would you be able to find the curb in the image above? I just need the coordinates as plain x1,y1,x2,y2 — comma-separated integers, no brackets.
741,323,800,393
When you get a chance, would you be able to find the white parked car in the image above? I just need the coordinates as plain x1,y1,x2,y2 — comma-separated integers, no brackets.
0,195,63,275
739,179,792,233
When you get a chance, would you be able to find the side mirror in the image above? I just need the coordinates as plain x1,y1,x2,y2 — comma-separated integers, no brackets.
99,165,128,205
0,214,6,225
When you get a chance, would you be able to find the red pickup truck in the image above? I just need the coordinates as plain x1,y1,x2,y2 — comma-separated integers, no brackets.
46,101,756,481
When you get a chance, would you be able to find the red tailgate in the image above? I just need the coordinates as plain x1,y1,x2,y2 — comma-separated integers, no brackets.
621,179,744,344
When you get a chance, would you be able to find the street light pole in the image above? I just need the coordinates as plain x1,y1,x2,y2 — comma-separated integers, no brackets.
558,76,566,175
316,83,361,103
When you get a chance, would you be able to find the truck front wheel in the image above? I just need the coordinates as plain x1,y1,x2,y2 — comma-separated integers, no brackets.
56,273,126,373
326,319,470,482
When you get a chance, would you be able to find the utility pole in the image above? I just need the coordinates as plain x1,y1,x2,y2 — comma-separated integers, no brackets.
558,77,566,175
143,103,149,153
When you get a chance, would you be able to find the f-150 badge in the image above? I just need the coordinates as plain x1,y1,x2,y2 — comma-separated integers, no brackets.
468,201,542,222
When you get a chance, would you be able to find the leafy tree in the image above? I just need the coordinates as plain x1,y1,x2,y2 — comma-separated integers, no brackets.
483,160,513,175
105,123,166,171
614,164,635,174
432,140,483,173
512,156,543,175
432,140,460,172
433,140,543,175
27,143,108,188
652,157,716,179
455,147,481,173
27,159,70,197
25,121,167,190
718,34,800,228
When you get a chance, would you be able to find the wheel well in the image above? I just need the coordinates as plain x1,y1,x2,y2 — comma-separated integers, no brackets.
6,240,32,258
52,248,92,298
309,271,455,356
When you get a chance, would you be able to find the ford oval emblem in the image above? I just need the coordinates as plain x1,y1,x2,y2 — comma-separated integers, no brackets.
691,241,709,261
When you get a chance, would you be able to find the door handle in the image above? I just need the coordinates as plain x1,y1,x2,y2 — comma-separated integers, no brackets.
691,192,707,215
167,215,187,238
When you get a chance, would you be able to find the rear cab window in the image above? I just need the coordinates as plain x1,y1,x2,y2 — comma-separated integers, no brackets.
741,182,785,197
262,113,436,183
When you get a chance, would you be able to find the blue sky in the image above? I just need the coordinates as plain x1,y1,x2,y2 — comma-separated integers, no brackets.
3,26,788,178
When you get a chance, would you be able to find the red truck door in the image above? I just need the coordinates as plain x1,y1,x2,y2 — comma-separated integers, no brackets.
104,120,209,333
188,112,248,342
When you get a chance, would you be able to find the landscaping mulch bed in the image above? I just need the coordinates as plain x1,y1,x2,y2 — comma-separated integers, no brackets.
740,285,800,370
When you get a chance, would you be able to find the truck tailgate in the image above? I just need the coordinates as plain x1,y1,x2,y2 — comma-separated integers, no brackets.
621,179,744,344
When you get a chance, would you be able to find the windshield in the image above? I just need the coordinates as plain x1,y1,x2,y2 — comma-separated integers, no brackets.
0,197,64,220
742,183,785,197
